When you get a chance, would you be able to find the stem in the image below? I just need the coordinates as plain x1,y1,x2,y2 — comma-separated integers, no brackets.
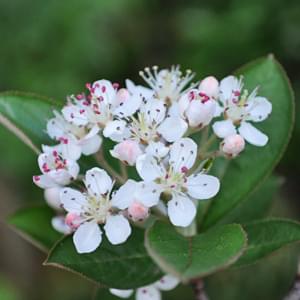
95,149,125,185
120,161,128,181
177,219,197,237
199,134,217,155
191,279,209,300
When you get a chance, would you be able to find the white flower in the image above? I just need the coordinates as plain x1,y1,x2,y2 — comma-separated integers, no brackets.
139,66,195,104
178,76,219,128
136,138,220,227
47,111,102,159
111,179,161,222
44,187,63,210
110,274,179,300
33,148,79,189
213,75,272,146
221,134,245,157
60,168,131,253
108,98,187,165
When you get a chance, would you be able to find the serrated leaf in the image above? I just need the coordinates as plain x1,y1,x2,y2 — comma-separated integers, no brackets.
44,228,162,289
236,218,300,267
8,205,62,252
202,55,294,228
145,222,247,281
0,91,60,152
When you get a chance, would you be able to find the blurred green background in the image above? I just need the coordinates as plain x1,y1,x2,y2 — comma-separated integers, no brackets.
1,0,300,299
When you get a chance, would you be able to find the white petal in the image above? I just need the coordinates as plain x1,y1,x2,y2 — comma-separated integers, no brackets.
238,122,268,146
135,182,162,207
141,98,166,125
104,215,131,245
73,221,102,253
60,188,86,213
51,216,71,234
157,117,187,142
66,160,80,179
186,174,220,200
126,79,154,99
111,179,137,209
248,96,272,122
44,187,63,210
62,105,88,126
103,120,130,142
109,289,134,298
219,75,242,103
154,275,180,291
136,154,166,182
33,174,57,189
114,92,142,118
169,138,197,173
46,113,66,140
137,286,161,300
61,141,82,160
92,80,116,103
178,92,191,116
80,135,102,155
145,141,169,158
212,120,236,138
167,195,196,227
85,168,113,197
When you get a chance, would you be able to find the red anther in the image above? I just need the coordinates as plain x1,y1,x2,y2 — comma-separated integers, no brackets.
181,166,188,173
199,92,210,103
99,96,104,101
76,94,84,100
113,82,120,90
85,83,91,90
79,109,85,114
53,150,58,157
33,175,40,181
233,90,240,97
101,86,106,93
188,91,196,101
83,100,90,106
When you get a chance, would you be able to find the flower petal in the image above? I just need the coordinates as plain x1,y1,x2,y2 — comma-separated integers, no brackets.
111,179,137,209
33,174,57,189
248,96,272,122
109,289,134,298
61,141,82,161
157,117,187,142
169,138,197,173
136,286,161,300
85,168,113,197
62,105,89,126
114,91,142,118
141,98,166,125
167,195,196,227
92,80,116,103
145,141,169,158
51,216,71,234
136,154,166,182
80,134,102,156
60,187,86,213
186,174,220,200
73,221,102,253
212,119,236,138
104,215,131,245
46,112,66,140
154,275,180,291
135,182,162,207
44,187,63,210
238,121,268,146
219,75,243,103
103,120,130,142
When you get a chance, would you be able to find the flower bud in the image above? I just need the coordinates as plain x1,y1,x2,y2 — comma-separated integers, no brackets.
110,140,142,166
65,212,82,230
51,216,72,234
199,76,219,98
116,88,130,103
44,187,63,210
221,134,245,157
128,201,149,222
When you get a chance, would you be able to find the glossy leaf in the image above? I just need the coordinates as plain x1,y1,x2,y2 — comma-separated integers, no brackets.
0,91,60,152
145,222,247,281
202,55,294,228
235,219,300,266
45,228,162,289
8,205,62,252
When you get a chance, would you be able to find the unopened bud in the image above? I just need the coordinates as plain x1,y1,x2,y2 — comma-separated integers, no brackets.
128,201,149,222
199,76,219,98
65,213,82,230
221,134,245,157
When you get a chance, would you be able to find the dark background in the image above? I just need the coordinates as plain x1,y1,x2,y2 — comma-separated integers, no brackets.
0,0,300,299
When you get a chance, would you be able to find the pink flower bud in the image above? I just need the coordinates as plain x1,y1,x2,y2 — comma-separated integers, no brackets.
110,140,142,166
44,187,63,210
221,134,245,157
199,76,219,98
65,213,82,230
128,201,149,222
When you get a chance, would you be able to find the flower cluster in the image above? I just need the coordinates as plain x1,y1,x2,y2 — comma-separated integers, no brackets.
33,65,272,255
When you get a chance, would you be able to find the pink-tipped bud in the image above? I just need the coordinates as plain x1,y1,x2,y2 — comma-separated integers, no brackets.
44,187,63,211
65,213,82,230
116,88,130,103
110,140,142,166
199,76,219,98
128,201,149,222
221,134,245,157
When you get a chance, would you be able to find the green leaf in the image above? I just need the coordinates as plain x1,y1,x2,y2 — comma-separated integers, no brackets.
0,91,60,153
236,218,300,267
145,222,247,281
202,55,294,228
8,205,62,252
206,244,299,300
44,228,162,289
219,176,281,224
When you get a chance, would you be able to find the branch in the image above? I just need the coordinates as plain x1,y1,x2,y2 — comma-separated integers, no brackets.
191,279,209,300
